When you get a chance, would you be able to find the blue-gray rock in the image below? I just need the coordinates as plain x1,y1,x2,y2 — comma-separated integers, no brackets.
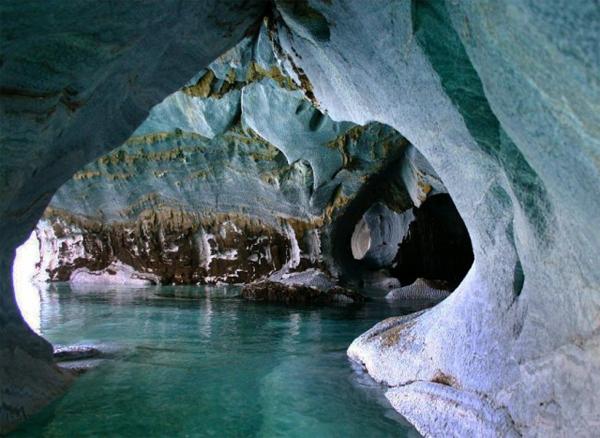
271,0,599,435
0,1,267,433
0,0,597,435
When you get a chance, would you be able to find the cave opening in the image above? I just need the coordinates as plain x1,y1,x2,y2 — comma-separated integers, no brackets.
9,17,474,433
348,192,473,296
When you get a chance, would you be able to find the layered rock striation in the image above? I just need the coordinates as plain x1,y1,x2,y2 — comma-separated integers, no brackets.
32,20,443,291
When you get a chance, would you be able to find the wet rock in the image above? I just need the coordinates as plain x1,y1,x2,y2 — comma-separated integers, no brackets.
57,359,105,376
69,261,160,286
241,280,364,305
385,278,451,303
267,268,337,290
385,381,520,437
53,345,101,362
54,345,106,376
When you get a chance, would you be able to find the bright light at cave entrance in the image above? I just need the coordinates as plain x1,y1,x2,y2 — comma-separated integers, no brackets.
12,231,42,334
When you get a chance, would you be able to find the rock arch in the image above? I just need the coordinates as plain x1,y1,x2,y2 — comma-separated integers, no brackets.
1,1,598,435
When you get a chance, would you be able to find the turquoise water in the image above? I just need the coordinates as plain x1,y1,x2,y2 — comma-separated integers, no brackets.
14,284,420,437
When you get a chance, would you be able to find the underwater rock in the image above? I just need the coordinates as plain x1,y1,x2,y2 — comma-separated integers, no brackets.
53,345,101,362
54,345,106,376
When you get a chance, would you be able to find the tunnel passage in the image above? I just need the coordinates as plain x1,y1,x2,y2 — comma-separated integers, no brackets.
15,23,416,293
389,193,473,290
329,145,473,300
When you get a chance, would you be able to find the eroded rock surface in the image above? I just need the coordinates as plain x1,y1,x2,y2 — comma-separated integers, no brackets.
1,0,598,435
273,0,599,435
32,20,424,289
37,210,291,285
351,203,412,268
0,1,267,432
385,278,451,303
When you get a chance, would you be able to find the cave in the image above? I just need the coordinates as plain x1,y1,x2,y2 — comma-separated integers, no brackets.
1,1,599,437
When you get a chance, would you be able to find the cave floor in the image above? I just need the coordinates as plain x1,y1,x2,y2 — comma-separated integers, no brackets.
13,283,421,437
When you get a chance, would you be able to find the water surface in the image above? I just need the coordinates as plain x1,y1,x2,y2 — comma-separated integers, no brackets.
14,283,420,437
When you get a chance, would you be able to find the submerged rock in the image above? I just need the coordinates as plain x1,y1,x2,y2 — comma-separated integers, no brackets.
53,345,105,376
53,345,101,362
241,280,364,305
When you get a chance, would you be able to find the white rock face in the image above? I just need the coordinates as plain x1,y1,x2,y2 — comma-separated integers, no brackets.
270,268,336,291
399,145,447,208
133,90,241,139
35,218,89,282
69,261,159,286
351,203,413,268
242,78,352,188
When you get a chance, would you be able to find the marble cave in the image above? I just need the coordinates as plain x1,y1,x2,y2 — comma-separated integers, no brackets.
0,1,598,436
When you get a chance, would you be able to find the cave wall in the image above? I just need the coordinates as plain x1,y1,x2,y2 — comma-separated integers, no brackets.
0,1,268,432
36,211,292,285
273,0,599,435
33,24,414,288
0,0,598,435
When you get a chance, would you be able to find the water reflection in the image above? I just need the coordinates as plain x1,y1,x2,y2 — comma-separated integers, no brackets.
13,283,421,437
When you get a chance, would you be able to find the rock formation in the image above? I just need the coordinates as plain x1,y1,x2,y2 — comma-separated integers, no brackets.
0,1,268,432
1,0,598,436
273,1,599,435
241,281,364,306
31,20,452,293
